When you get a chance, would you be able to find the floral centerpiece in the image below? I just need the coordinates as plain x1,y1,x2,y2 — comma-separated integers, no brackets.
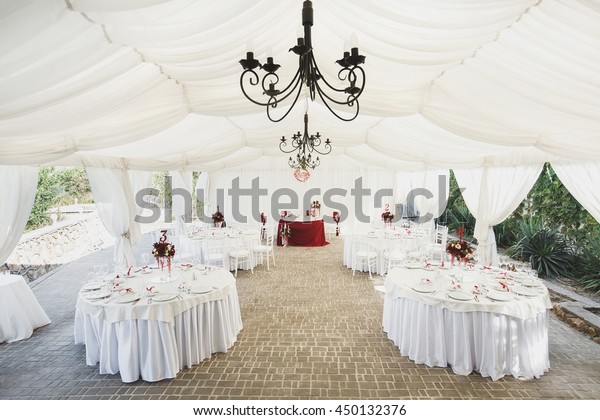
333,211,341,236
446,226,474,266
311,200,321,218
381,210,394,226
212,206,224,227
280,223,291,246
152,229,175,274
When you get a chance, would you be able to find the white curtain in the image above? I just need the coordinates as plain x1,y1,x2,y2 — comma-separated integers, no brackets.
195,172,211,223
169,170,192,232
128,169,153,224
395,169,449,222
553,162,600,223
454,164,543,266
0,166,38,265
87,167,140,269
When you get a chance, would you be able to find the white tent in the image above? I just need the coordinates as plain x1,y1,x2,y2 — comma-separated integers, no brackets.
1,0,600,265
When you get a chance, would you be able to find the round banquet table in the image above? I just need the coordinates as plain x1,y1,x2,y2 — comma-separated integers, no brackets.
0,274,51,343
74,265,242,383
383,266,552,380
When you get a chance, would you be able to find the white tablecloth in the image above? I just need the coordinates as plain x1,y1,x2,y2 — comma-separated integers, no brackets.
382,267,551,380
74,266,242,382
0,274,51,344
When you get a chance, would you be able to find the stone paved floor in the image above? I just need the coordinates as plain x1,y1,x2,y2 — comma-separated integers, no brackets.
1,233,600,400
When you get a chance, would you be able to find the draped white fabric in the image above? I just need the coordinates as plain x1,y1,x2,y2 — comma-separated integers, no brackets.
208,156,394,228
0,166,38,265
454,165,543,265
395,169,449,221
87,167,140,268
553,162,600,223
0,0,598,170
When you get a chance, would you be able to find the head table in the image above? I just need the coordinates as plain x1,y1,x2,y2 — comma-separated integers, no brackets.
383,265,552,380
74,264,242,383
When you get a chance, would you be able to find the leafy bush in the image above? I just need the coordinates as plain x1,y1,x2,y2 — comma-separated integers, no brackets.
508,219,575,278
494,217,519,249
445,203,476,240
572,236,600,293
26,167,61,230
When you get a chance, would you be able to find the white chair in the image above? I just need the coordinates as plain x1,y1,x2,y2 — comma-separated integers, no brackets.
325,223,336,240
253,228,276,271
383,237,406,274
228,235,254,277
204,237,225,268
352,235,378,279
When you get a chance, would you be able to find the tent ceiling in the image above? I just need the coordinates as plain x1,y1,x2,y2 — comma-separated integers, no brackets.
0,0,599,170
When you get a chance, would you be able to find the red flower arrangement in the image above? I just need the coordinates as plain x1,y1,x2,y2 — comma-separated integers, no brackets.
152,230,175,273
446,227,474,262
381,211,394,222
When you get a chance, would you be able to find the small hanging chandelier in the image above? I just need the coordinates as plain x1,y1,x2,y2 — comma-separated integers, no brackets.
239,0,366,122
280,113,331,179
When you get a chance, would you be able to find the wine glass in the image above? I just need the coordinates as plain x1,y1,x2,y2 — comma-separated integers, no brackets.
100,264,109,276
141,253,150,267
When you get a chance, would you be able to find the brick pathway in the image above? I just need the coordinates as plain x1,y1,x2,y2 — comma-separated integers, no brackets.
1,233,599,399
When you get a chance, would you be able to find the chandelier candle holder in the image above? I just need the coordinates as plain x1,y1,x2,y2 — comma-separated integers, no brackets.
239,0,366,122
281,113,331,181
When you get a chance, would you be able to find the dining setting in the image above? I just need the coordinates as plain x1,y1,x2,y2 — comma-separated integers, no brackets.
383,260,552,381
74,256,242,383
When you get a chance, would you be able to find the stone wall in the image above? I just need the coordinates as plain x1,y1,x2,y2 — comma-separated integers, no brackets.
3,214,114,282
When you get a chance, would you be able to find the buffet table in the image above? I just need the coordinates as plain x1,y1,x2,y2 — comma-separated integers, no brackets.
277,219,329,247
0,274,51,343
74,265,242,383
383,266,551,380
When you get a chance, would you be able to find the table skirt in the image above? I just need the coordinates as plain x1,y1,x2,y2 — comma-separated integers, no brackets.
74,290,242,383
0,274,51,343
382,296,550,381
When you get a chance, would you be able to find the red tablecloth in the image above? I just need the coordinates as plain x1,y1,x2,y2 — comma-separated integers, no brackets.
277,219,329,247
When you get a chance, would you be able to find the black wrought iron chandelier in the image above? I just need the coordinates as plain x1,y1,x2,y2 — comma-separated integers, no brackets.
239,0,366,122
280,113,331,173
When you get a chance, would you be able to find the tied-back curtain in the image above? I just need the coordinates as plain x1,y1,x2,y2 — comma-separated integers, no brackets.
454,164,543,266
552,162,600,223
87,167,139,269
0,166,38,265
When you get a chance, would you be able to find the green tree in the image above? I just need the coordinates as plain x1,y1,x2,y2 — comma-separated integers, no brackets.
27,167,60,230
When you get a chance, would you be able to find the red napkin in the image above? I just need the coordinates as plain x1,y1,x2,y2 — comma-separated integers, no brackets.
499,281,509,292
127,266,132,276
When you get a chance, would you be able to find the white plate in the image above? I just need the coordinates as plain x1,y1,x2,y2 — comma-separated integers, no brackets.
140,269,152,274
152,293,177,302
114,293,140,304
491,283,511,292
190,285,213,295
85,290,111,300
521,278,542,288
405,263,421,269
447,290,473,301
512,286,539,297
411,283,435,293
81,281,105,291
486,290,514,302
